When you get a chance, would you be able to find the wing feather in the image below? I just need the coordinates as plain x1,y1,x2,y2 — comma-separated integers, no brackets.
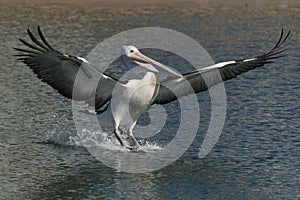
14,27,122,112
153,29,290,105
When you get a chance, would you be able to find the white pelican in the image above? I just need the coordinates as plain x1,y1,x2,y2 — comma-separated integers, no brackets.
14,27,290,149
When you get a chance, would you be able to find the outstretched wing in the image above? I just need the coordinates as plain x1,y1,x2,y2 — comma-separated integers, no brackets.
14,26,123,113
153,29,290,105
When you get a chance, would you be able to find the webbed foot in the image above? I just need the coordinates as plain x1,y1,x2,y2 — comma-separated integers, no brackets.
125,144,140,151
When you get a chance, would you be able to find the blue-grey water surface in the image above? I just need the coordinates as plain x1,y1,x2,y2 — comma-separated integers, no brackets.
1,6,299,199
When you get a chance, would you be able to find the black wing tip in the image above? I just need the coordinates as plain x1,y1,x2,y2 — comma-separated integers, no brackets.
37,26,55,51
25,25,40,33
254,28,290,63
236,29,290,65
268,29,290,54
14,25,58,57
272,28,291,51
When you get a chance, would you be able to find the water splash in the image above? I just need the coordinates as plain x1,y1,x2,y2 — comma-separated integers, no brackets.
46,117,163,152
45,117,77,146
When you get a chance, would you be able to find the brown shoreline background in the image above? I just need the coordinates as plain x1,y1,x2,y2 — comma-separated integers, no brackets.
1,0,299,11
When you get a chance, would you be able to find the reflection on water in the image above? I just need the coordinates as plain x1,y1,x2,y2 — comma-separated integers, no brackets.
1,6,299,199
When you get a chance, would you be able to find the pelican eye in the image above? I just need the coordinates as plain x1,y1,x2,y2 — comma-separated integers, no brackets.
130,49,134,53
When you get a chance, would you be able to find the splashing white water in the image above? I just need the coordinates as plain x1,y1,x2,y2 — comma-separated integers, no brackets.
46,119,163,152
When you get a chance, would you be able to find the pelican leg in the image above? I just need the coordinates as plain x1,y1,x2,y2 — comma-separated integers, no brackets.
114,128,125,147
128,124,140,150
114,128,133,150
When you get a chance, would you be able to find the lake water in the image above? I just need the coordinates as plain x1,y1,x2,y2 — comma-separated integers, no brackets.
1,6,299,199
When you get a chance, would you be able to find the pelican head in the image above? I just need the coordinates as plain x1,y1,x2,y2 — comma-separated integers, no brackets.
121,45,182,77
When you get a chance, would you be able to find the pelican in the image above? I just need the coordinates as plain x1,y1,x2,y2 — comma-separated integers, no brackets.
14,27,290,150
